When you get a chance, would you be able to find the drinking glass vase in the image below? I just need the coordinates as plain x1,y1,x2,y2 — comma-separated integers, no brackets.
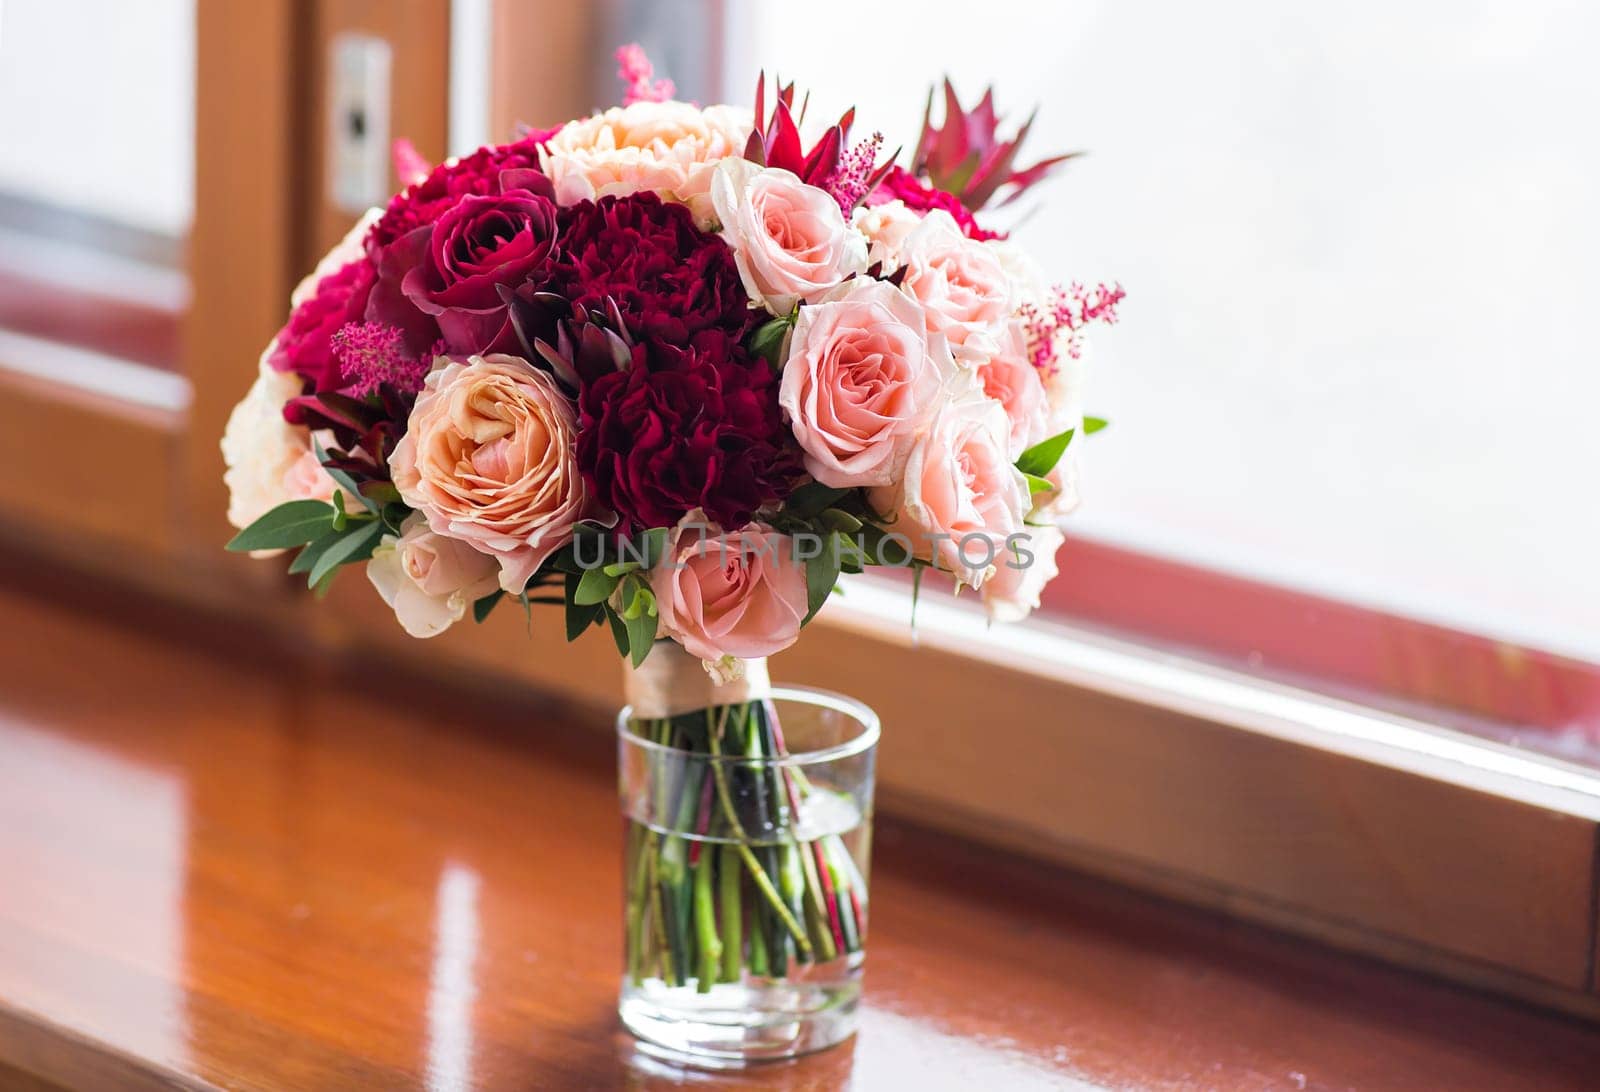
616,648,878,1064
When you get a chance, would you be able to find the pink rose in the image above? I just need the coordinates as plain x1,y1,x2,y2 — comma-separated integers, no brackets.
779,280,953,488
897,210,1012,364
367,514,502,638
711,159,868,315
651,518,809,662
867,390,1029,589
981,525,1064,623
976,320,1050,458
390,354,591,593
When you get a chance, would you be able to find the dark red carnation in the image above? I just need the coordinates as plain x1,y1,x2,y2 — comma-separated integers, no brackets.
575,330,797,532
873,165,1002,241
268,258,375,392
367,135,547,250
545,193,751,346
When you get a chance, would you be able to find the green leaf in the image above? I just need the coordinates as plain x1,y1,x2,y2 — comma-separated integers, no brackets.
330,492,349,532
306,520,384,587
225,500,337,552
1016,428,1075,478
636,527,669,569
288,530,344,576
749,314,796,368
473,591,504,623
1082,416,1109,435
818,508,863,534
1023,471,1054,495
625,608,657,667
313,438,381,515
574,565,619,606
605,606,631,658
786,481,851,520
804,535,844,623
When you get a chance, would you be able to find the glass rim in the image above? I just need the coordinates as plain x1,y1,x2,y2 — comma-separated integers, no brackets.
616,685,880,767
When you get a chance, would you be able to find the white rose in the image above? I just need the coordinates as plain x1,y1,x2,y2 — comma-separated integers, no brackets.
850,199,923,274
221,352,344,540
982,525,1064,623
711,159,869,315
540,102,751,228
366,514,502,638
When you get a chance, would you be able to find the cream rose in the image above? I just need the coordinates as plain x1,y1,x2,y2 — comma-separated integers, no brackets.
711,159,869,315
982,525,1064,623
367,514,502,638
221,352,346,536
651,518,809,663
867,390,1028,589
540,101,751,227
897,210,1013,364
850,198,922,274
779,279,953,488
389,354,590,594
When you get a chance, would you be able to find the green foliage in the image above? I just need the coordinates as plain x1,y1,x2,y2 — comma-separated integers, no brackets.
225,500,337,552
749,311,797,368
1015,428,1075,478
1082,415,1109,435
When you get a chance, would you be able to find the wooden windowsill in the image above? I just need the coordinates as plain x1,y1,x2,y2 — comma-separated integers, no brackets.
2,575,1599,1089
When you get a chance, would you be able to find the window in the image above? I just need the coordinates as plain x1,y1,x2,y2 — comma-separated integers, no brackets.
723,0,1600,755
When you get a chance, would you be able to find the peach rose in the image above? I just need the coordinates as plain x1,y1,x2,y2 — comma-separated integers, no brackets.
390,353,590,593
221,353,348,536
540,102,750,227
711,159,868,315
651,517,809,662
982,525,1064,623
867,390,1028,589
897,210,1013,364
366,514,502,638
779,280,953,488
976,320,1050,458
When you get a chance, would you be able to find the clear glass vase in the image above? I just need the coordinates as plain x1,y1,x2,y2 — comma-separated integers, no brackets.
616,645,879,1065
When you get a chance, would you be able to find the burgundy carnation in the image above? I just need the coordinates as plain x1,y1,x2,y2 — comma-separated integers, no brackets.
546,193,752,346
268,258,375,392
367,135,546,250
576,331,796,532
875,165,1002,242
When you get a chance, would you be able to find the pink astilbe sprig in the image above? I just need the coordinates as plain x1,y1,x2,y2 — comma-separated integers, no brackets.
615,43,674,106
330,322,436,398
1020,281,1126,374
822,131,885,214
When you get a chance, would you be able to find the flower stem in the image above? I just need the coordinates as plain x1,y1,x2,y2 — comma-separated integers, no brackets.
717,843,742,983
692,852,722,993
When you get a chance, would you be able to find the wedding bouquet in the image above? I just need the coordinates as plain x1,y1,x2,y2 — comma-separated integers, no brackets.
221,46,1121,1019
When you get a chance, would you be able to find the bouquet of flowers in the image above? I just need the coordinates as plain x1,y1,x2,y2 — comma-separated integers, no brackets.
221,46,1121,1011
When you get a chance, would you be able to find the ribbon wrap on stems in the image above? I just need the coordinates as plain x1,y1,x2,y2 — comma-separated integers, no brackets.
622,640,770,719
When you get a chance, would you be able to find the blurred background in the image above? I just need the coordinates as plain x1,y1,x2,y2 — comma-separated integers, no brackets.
0,0,1595,756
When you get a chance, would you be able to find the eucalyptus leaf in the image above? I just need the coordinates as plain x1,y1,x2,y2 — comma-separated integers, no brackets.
625,608,657,667
473,591,504,624
804,536,843,622
306,520,384,587
575,565,619,606
225,500,337,552
1016,428,1075,478
288,530,343,576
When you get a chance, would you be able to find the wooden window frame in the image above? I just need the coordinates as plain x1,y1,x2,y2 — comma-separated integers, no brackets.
3,0,1593,1026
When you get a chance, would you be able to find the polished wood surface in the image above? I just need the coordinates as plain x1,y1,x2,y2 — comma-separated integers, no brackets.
2,581,1599,1090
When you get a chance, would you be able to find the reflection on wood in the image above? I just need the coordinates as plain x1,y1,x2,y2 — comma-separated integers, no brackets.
2,575,1599,1089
